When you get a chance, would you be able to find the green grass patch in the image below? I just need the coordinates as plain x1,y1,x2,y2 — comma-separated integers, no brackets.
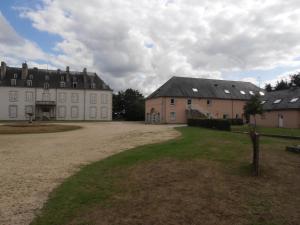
31,127,300,225
232,125,300,137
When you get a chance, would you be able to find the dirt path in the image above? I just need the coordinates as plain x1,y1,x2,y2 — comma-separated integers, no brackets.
0,122,179,225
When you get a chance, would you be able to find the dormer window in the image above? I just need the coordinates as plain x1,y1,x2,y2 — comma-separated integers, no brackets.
273,99,281,104
44,82,50,89
72,82,77,88
27,80,32,87
224,89,230,94
259,91,265,96
60,81,66,88
240,90,246,95
290,97,299,103
249,91,254,95
91,83,96,89
192,88,198,92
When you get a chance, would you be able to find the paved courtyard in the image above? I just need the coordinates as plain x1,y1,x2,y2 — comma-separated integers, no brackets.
0,122,179,225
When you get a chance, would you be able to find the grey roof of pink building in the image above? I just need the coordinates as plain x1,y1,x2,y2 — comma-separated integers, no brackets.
147,76,262,100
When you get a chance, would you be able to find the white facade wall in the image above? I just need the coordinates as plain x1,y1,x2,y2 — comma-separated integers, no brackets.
0,86,112,121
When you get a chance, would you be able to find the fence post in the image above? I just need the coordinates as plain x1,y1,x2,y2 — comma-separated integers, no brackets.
251,132,260,176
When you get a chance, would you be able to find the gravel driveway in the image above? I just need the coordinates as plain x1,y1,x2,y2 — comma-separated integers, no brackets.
0,122,179,225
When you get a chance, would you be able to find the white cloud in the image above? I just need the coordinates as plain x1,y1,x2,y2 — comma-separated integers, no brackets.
0,12,47,66
10,0,300,95
263,68,300,87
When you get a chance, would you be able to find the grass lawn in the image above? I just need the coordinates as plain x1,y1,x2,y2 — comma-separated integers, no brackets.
232,125,300,137
0,123,82,134
31,127,300,225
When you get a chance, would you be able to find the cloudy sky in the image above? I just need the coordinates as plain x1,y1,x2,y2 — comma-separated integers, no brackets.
1,0,300,95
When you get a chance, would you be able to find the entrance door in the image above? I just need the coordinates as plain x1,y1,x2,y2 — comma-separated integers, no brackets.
279,114,284,128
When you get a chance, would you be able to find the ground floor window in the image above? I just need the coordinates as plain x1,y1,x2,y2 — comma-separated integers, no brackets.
71,106,79,118
58,106,66,118
9,105,17,118
101,107,108,119
170,112,176,121
223,114,228,119
89,106,97,119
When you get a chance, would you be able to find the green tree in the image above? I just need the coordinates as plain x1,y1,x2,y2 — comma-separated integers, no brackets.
290,73,300,87
113,89,145,121
243,94,264,128
244,94,264,176
264,83,272,92
275,79,289,91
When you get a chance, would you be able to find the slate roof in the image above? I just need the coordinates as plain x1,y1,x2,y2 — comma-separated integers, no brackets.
262,88,300,111
0,64,112,91
147,76,262,100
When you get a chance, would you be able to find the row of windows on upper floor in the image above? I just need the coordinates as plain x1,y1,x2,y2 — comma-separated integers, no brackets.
9,79,96,89
8,91,109,105
169,97,299,106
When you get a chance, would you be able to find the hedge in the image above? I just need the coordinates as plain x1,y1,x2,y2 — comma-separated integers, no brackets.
228,118,244,125
188,119,231,131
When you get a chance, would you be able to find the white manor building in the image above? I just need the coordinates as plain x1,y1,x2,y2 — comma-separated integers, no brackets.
0,61,112,121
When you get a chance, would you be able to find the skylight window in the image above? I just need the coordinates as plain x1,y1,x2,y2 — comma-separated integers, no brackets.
290,97,299,103
249,91,254,95
192,88,198,92
240,90,246,95
259,91,265,96
273,99,281,104
261,100,266,104
224,89,230,94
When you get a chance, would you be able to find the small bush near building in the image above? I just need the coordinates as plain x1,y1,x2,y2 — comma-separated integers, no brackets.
188,119,231,131
228,118,244,125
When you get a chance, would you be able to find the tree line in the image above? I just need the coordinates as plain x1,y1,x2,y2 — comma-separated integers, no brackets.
265,73,300,92
113,88,145,121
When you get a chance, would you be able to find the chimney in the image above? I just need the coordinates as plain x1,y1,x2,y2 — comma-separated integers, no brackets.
66,66,70,82
22,62,28,80
1,61,6,80
83,68,88,87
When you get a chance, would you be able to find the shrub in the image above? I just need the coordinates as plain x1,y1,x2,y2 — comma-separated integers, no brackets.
188,119,231,131
228,118,244,125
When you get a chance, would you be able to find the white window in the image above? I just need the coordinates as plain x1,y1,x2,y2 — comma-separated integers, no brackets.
192,88,198,92
170,112,176,121
259,91,265,96
25,105,33,118
223,114,228,119
71,93,79,103
273,99,281,104
101,107,108,119
187,99,192,105
89,106,97,119
290,97,299,103
58,106,66,118
25,91,34,102
42,92,50,101
60,81,66,88
240,90,246,95
261,100,266,104
71,106,79,118
59,93,66,103
11,79,16,86
101,94,108,104
44,82,50,89
170,98,175,105
224,89,230,94
249,91,254,95
9,91,18,102
27,80,32,87
9,105,17,118
90,94,97,104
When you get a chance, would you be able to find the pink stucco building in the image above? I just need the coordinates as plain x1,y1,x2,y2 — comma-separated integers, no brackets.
251,88,300,128
145,76,263,124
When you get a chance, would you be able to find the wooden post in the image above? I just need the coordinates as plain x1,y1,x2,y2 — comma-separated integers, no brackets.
250,131,260,176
